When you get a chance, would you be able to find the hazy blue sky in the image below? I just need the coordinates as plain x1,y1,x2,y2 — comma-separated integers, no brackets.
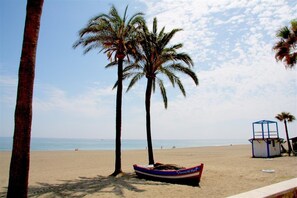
1,0,296,140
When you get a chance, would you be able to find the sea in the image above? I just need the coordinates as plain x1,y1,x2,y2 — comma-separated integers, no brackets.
0,137,248,151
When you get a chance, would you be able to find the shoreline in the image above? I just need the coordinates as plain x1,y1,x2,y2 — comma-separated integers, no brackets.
1,145,296,197
0,144,250,154
0,143,250,152
0,137,249,151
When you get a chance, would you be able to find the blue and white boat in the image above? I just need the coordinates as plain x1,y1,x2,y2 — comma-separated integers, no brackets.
133,163,204,186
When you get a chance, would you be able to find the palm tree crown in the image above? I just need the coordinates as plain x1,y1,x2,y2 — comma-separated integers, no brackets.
275,112,296,122
126,18,198,108
73,5,144,60
273,19,297,68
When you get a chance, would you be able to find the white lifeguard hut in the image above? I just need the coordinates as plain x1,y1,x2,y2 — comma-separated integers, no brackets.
249,120,283,158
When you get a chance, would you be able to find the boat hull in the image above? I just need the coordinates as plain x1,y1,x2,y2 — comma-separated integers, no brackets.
133,163,204,186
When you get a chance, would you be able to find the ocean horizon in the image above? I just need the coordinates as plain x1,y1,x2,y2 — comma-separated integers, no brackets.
0,137,249,151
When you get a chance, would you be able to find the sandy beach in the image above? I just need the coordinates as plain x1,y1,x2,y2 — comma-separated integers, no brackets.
1,145,297,197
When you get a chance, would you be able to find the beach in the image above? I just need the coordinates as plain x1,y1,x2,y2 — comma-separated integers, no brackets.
1,145,297,197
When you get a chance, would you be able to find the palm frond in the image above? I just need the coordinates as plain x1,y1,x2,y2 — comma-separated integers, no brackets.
122,5,129,23
127,13,145,26
105,61,118,68
109,5,122,23
168,64,198,85
83,42,101,54
88,13,112,24
157,78,168,108
175,78,186,96
160,28,182,47
291,19,297,33
276,26,290,39
112,80,118,90
159,27,165,37
123,62,144,73
171,43,183,50
159,66,176,87
288,114,296,122
152,78,156,93
165,52,194,67
126,73,144,92
153,18,158,36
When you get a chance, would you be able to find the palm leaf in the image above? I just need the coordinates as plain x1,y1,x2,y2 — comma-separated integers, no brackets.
273,19,297,68
126,73,144,92
159,66,176,87
171,64,198,85
276,26,290,39
105,61,118,68
157,78,168,108
175,78,186,96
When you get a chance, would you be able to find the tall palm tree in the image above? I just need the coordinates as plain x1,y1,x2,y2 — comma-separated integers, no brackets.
7,0,44,197
125,18,198,165
273,19,297,68
73,5,144,176
275,112,296,156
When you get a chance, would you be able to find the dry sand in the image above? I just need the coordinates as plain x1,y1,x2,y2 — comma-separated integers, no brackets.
1,145,296,197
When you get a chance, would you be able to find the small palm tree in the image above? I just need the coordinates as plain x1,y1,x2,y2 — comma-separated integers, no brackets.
125,18,198,165
273,19,297,68
73,5,144,176
275,112,296,156
7,0,44,197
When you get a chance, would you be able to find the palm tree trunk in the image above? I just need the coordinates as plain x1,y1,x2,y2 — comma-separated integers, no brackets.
112,57,123,176
145,78,154,165
7,0,44,197
284,120,292,156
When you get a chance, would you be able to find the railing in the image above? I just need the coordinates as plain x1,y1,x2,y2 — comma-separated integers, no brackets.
253,131,279,139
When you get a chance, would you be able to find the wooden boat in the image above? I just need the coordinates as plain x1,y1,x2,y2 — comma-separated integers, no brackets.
133,163,204,186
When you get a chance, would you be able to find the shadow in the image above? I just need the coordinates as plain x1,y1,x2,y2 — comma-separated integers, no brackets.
23,173,167,197
0,172,200,198
136,174,201,187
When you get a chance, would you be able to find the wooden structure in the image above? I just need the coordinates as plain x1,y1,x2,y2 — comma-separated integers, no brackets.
249,120,283,158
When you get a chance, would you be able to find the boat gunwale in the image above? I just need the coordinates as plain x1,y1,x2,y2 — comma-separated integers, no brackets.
133,163,204,177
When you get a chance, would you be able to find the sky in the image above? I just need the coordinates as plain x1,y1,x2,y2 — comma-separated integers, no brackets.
0,0,296,140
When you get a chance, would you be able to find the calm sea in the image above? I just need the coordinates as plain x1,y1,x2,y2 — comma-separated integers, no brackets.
0,137,248,151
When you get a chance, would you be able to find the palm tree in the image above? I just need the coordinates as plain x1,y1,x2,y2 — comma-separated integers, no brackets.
7,0,44,197
273,19,297,68
275,112,296,156
125,18,198,165
73,5,144,176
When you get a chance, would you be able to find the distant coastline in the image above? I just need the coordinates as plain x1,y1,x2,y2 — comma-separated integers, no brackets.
0,137,248,151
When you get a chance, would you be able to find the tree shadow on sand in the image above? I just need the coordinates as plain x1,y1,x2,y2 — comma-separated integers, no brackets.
22,173,167,197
